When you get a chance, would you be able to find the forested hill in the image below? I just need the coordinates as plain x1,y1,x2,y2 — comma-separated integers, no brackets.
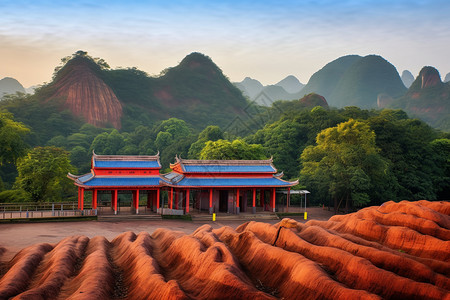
300,55,407,109
15,51,248,132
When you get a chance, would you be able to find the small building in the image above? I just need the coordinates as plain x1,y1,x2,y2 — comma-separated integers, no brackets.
68,153,298,215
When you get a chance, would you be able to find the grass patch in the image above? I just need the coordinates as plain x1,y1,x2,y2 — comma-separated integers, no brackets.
0,216,97,223
161,214,192,221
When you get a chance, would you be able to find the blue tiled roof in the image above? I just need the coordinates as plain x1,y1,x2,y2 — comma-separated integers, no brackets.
183,165,275,173
80,177,161,187
78,173,94,183
94,160,160,168
175,177,295,187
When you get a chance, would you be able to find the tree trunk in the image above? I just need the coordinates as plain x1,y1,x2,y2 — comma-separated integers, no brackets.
345,193,349,214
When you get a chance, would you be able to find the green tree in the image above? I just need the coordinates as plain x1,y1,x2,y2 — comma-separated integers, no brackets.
154,118,190,140
200,139,266,160
15,146,76,202
155,131,173,150
0,111,30,165
90,129,125,154
430,138,450,200
367,115,440,200
70,146,91,173
188,125,223,158
300,119,389,212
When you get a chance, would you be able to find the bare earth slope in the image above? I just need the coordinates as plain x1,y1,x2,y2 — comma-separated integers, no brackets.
0,200,449,299
48,57,123,129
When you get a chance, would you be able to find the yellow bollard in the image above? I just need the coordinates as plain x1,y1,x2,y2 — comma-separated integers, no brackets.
213,213,216,221
304,212,307,220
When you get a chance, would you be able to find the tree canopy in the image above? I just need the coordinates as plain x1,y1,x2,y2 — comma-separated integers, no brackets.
300,119,390,212
0,111,30,166
200,139,266,160
15,147,75,202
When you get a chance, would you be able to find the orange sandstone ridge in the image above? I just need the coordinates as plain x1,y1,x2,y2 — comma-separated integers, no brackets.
0,200,449,299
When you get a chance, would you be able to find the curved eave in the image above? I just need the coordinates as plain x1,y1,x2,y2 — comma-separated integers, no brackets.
67,173,79,181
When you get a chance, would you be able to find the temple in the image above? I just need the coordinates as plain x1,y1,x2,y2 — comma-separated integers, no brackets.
68,153,298,215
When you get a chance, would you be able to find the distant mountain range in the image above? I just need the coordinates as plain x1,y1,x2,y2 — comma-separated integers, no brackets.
233,75,304,106
2,52,449,131
0,77,26,98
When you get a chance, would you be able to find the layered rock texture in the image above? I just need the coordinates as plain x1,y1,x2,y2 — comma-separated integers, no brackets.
0,200,449,299
47,57,123,129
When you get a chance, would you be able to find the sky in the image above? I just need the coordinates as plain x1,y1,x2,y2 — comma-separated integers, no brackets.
1,0,449,87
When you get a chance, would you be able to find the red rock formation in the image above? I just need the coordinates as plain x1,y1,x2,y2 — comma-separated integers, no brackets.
48,58,123,129
0,200,448,299
418,67,442,89
299,93,329,108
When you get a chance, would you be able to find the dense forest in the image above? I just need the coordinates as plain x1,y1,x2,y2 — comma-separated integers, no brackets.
0,53,448,211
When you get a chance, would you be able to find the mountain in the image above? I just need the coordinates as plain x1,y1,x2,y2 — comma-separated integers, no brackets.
300,55,406,109
331,55,407,108
254,85,296,106
300,55,362,101
444,72,450,83
29,51,247,130
25,86,38,94
401,70,415,88
40,54,123,128
235,77,264,99
235,75,304,106
0,77,26,98
389,66,450,131
275,75,304,93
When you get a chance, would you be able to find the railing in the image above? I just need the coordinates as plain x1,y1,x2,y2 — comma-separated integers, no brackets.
0,202,97,220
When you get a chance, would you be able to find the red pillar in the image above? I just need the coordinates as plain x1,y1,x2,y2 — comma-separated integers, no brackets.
80,188,84,211
157,189,160,210
252,188,256,214
272,188,276,212
260,189,265,209
209,188,213,214
175,190,179,209
236,189,240,214
135,189,140,214
77,187,81,210
186,189,190,213
92,189,97,209
113,190,118,214
170,188,173,209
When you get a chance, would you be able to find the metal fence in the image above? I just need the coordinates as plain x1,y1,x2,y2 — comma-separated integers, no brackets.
0,202,97,220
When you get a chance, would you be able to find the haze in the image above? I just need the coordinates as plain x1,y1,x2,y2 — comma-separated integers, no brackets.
1,0,449,87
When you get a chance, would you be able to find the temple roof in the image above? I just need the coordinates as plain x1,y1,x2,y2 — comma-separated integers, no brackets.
80,177,161,187
68,154,298,189
171,157,277,173
164,176,298,187
93,152,161,169
68,172,162,188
